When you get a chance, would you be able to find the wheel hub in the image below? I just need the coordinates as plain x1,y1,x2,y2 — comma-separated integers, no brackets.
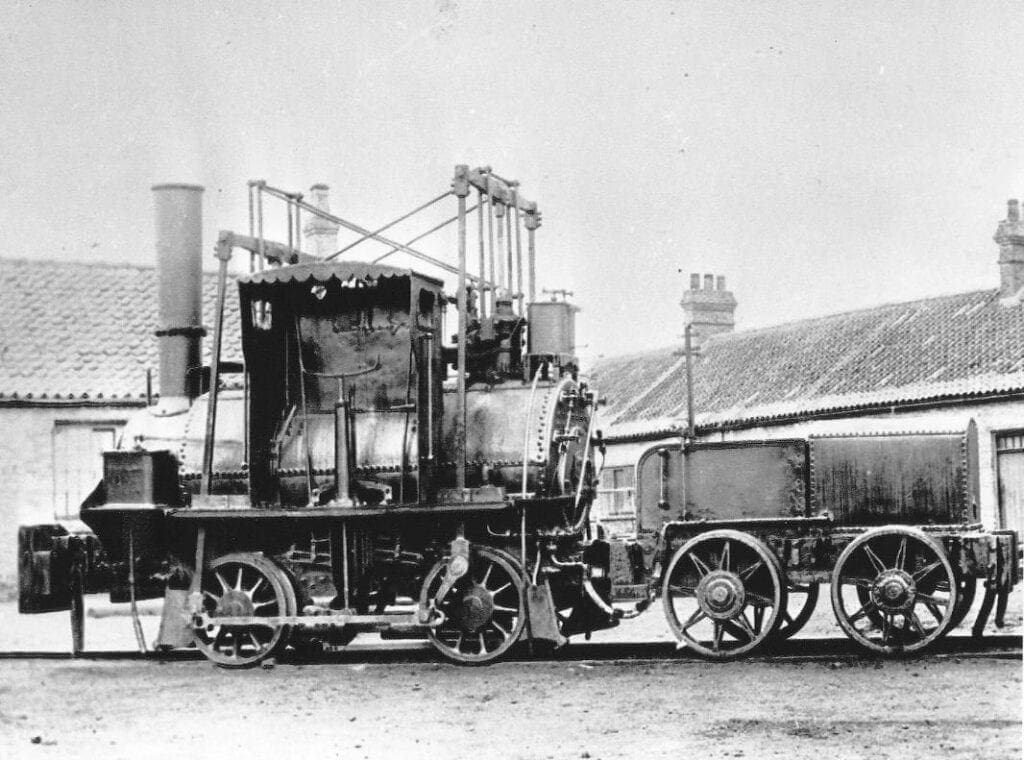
457,585,494,632
870,570,916,612
215,589,255,618
696,570,746,620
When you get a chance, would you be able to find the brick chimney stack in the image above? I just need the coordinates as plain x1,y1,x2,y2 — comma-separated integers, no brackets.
994,199,1024,303
303,183,341,258
681,272,737,350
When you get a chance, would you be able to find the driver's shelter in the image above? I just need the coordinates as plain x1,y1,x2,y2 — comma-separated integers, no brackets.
238,262,445,508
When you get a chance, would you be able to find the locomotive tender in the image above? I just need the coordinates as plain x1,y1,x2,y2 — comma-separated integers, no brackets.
18,166,1019,665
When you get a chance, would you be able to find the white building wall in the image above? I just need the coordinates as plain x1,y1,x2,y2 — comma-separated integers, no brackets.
0,405,136,589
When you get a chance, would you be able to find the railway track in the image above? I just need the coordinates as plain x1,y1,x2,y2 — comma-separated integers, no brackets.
0,634,1019,664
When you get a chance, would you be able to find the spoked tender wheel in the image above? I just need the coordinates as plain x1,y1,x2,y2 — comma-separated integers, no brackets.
831,526,959,655
423,547,526,665
194,553,297,668
770,581,819,642
662,530,786,660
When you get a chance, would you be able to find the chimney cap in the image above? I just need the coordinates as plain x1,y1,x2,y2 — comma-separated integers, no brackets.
151,183,204,193
310,183,330,191
1008,199,1020,222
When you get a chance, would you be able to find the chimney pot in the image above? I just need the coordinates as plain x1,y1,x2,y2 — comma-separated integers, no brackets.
716,275,726,291
689,273,700,290
703,274,714,290
303,183,341,258
1009,199,1020,222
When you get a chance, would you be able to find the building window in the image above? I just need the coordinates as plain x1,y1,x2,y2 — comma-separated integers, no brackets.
995,430,1024,536
596,466,636,518
52,421,125,519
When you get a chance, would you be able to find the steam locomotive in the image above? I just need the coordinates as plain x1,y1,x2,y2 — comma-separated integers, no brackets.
18,166,1019,665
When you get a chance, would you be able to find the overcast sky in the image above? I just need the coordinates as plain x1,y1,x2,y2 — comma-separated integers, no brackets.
2,1,1022,363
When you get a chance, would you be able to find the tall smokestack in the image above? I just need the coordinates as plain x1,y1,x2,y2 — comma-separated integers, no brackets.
152,183,205,414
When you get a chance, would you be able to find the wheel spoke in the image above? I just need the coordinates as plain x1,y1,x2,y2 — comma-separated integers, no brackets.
712,621,723,651
478,633,487,654
734,611,756,641
491,582,511,596
235,566,244,591
493,604,518,614
247,577,265,597
894,538,907,571
668,584,695,597
719,541,731,571
782,610,795,626
850,577,874,590
912,561,942,582
454,633,464,652
922,601,944,622
848,600,877,623
491,619,510,639
215,571,230,594
690,553,712,577
915,592,949,607
738,560,763,581
752,605,764,634
746,592,774,608
480,562,493,588
680,608,707,632
906,612,927,638
863,545,888,575
203,589,221,604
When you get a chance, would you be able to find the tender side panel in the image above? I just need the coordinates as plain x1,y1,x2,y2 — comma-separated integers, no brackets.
811,433,970,526
684,441,808,521
635,440,809,531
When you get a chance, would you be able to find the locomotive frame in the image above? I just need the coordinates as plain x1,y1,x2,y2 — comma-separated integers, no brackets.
17,165,1020,666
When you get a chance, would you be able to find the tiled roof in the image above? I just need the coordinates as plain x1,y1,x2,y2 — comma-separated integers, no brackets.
592,288,1024,438
0,257,243,401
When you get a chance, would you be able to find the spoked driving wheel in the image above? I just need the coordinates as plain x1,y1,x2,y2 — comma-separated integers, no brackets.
770,581,819,642
662,530,786,660
831,527,958,655
423,547,526,665
194,553,296,668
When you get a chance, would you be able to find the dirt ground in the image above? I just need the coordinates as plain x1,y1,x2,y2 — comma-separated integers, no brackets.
0,652,1020,760
0,589,1020,759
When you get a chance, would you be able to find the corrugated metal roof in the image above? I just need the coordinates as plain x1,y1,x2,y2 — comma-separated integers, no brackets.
0,257,243,401
592,288,1024,437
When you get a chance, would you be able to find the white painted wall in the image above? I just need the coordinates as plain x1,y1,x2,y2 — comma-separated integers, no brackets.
0,405,136,588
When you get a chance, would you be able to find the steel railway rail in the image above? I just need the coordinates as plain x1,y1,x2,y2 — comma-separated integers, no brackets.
1,635,1020,665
